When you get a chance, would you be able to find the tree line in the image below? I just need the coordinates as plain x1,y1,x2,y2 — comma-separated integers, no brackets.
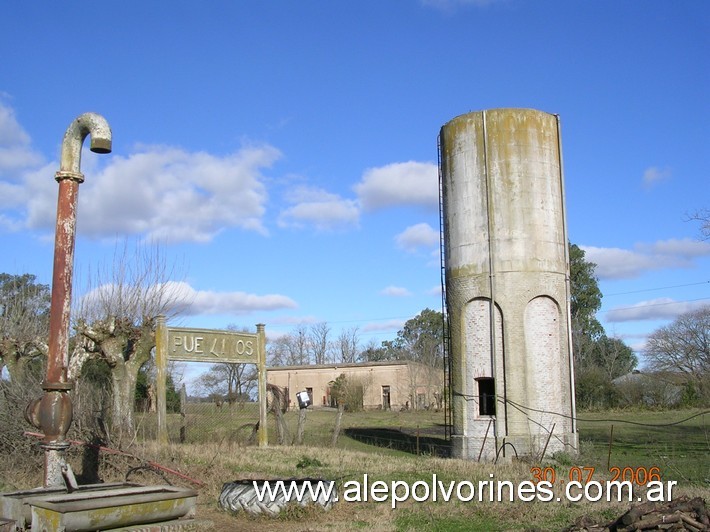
266,308,444,368
1,240,708,447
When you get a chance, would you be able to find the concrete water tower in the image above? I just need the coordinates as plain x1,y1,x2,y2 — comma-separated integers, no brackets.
439,108,578,461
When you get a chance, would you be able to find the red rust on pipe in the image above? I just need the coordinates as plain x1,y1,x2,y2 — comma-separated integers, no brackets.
45,178,81,387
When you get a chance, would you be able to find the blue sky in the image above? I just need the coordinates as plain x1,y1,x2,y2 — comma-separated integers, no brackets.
1,1,708,382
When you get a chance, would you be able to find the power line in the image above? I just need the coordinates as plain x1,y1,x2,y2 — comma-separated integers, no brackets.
604,280,710,297
599,296,710,315
454,391,709,428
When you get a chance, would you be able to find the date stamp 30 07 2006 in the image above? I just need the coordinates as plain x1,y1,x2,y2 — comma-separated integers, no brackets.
531,466,663,486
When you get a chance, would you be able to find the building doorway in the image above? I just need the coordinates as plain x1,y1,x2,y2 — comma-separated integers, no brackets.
381,385,391,410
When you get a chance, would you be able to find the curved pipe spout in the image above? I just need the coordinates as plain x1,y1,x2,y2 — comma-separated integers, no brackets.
38,112,112,486
56,112,112,182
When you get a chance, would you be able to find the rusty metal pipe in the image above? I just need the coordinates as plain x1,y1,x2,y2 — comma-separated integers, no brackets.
46,113,112,385
31,113,112,487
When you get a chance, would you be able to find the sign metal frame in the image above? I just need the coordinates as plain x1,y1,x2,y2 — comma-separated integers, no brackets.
155,316,268,446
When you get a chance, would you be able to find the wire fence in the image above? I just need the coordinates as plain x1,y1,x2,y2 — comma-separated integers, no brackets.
134,400,262,445
128,393,708,485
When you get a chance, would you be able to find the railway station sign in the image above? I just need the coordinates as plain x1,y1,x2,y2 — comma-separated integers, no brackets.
154,316,268,447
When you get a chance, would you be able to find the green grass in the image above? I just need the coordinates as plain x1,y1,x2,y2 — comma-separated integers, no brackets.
3,407,708,531
575,408,709,485
136,404,447,454
134,405,709,486
122,405,710,530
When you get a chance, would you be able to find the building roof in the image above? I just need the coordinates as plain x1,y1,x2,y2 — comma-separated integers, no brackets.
266,360,424,372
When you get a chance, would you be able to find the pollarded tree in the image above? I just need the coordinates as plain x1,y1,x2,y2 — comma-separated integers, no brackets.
645,305,710,403
72,242,185,442
0,273,50,382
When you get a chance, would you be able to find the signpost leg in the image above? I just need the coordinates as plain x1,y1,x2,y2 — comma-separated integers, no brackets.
257,324,268,447
156,316,168,445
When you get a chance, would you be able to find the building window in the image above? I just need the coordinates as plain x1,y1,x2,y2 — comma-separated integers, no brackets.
477,378,496,416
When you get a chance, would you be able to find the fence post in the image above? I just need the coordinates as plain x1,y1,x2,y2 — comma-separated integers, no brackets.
295,408,307,445
257,324,268,447
607,424,614,470
477,418,493,462
179,383,187,443
331,404,344,446
539,423,556,462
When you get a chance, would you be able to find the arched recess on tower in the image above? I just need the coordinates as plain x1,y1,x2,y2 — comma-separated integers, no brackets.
523,295,571,448
462,298,504,426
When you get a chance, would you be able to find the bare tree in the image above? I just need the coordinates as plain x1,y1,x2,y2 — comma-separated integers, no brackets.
267,325,310,366
336,326,360,363
309,322,330,365
72,241,185,442
688,208,710,240
645,305,710,402
196,363,256,404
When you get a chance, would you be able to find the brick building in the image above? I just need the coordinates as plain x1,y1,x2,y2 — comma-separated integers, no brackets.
267,361,444,411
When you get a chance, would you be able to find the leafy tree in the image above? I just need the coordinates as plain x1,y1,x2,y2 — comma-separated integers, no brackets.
575,365,618,410
568,244,637,407
590,335,637,380
0,273,50,382
328,373,347,406
360,338,392,363
383,308,445,369
645,305,710,403
569,244,604,342
328,373,364,412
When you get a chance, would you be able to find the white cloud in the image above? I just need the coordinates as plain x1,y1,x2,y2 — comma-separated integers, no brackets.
395,222,439,253
277,185,359,231
354,161,438,211
639,239,710,258
582,239,710,280
606,298,709,323
0,102,43,177
81,280,298,317
362,319,407,333
427,285,443,297
163,282,298,316
380,285,412,297
13,144,280,242
642,166,671,189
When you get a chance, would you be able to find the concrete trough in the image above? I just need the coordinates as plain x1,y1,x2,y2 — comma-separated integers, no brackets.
28,485,196,532
0,483,137,530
